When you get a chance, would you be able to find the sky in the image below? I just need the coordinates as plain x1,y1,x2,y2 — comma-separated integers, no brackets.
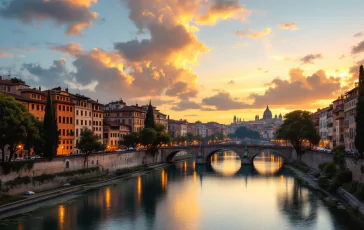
1,0,364,124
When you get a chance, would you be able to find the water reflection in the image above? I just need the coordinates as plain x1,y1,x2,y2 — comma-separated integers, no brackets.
210,151,241,176
2,159,363,230
253,151,284,175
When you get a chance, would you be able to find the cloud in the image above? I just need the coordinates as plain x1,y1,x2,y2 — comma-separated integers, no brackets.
249,68,342,108
339,54,346,59
354,32,363,37
300,53,323,64
0,0,98,36
270,56,290,61
184,114,198,117
202,91,249,110
22,58,70,87
279,23,299,30
228,80,235,84
50,42,84,57
21,0,251,102
236,28,271,38
352,40,364,54
195,0,249,25
171,100,202,111
0,53,13,58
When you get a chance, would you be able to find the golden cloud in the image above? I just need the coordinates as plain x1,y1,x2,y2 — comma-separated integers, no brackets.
236,28,272,38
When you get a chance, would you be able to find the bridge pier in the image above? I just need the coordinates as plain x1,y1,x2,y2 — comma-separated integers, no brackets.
241,157,251,165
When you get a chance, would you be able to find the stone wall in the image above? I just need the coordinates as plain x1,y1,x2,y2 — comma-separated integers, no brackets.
0,151,161,183
301,151,364,182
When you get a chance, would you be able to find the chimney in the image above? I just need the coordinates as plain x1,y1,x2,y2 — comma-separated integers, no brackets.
65,88,68,93
136,103,138,107
39,86,41,91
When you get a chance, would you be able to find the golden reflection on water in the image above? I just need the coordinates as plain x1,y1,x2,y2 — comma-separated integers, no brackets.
105,187,111,211
162,169,168,190
184,161,187,172
137,176,142,205
253,151,284,175
210,151,241,176
58,204,65,230
17,223,23,230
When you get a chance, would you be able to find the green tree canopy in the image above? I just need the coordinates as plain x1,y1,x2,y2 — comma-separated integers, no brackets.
144,100,155,129
235,126,260,139
139,128,157,150
276,110,320,160
355,65,364,156
123,132,140,148
76,128,105,167
0,93,41,163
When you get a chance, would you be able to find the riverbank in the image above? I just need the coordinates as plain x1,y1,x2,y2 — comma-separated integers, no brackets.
285,163,364,226
0,157,190,220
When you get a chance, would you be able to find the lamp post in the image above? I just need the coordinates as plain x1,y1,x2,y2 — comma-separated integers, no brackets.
61,146,64,155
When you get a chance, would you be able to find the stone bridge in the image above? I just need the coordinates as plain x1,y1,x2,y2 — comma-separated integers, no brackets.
160,144,296,164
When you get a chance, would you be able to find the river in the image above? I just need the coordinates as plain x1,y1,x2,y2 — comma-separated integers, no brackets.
1,151,362,230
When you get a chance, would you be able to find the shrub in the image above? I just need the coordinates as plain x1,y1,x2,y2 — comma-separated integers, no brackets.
319,162,331,171
355,183,364,200
322,162,337,179
4,176,31,188
314,172,321,178
32,174,56,184
329,170,353,192
318,176,330,189
343,181,359,193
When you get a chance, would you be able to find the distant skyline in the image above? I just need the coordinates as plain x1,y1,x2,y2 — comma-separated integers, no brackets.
1,0,364,124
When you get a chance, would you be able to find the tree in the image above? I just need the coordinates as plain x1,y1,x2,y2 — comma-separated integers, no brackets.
76,128,105,168
144,100,155,129
0,93,40,163
355,65,364,157
186,133,194,142
235,126,260,139
43,91,59,160
139,128,157,150
276,110,320,161
123,132,139,148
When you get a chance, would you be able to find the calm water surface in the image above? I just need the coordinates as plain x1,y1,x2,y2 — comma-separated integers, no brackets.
2,151,362,230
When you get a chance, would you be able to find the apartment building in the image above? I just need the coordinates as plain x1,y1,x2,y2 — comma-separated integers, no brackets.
92,100,104,139
104,100,145,132
344,87,359,151
47,87,75,155
332,97,345,147
168,119,188,138
319,107,330,148
103,119,131,150
188,121,207,138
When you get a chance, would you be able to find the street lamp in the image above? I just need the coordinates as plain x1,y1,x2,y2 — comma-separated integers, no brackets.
61,146,64,154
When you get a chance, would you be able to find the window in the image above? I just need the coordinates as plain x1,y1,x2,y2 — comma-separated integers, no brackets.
63,117,65,124
59,105,61,110
81,110,83,116
89,112,91,117
93,121,95,126
36,104,39,110
89,120,91,126
81,120,83,125
63,105,65,111
63,129,65,136
76,110,79,116
63,140,65,144
76,129,79,137
59,116,61,123
67,106,69,112
66,117,69,124
76,119,79,125
41,105,44,110
70,118,73,124
31,104,34,110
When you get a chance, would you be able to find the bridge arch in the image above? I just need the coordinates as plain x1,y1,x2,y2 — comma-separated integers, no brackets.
205,148,241,163
165,149,189,162
250,149,289,163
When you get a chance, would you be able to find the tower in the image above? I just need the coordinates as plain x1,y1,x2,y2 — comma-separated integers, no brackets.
279,113,282,120
234,115,236,124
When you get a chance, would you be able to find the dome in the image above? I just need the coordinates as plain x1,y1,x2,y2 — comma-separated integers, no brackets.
263,105,272,119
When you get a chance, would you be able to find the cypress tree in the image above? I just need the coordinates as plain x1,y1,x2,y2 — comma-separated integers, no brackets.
355,65,364,156
144,100,155,129
43,91,59,160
